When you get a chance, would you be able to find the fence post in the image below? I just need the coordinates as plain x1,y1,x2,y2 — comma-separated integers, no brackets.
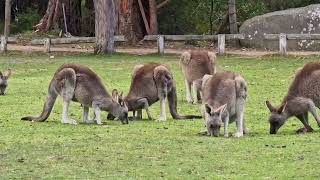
279,33,287,56
218,34,225,55
44,38,51,53
0,36,8,52
157,35,164,55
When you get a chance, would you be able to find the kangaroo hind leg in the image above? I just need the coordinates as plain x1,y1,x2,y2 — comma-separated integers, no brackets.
56,68,77,125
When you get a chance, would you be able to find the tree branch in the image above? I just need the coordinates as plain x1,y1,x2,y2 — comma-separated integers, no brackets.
138,0,151,35
157,0,170,10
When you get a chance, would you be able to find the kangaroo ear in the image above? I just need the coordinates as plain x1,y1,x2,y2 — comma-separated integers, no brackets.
112,89,119,102
3,69,11,79
266,100,276,112
277,102,287,114
214,104,227,117
0,71,3,79
205,104,212,115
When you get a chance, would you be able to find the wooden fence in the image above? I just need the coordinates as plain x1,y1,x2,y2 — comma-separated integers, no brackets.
143,34,245,55
0,36,126,53
264,33,320,55
2,33,320,55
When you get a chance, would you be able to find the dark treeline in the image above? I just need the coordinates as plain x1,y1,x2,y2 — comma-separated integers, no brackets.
0,0,320,36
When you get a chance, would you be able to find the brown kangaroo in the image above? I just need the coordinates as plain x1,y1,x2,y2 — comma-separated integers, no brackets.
21,64,128,125
201,72,248,137
0,69,12,95
111,63,202,121
266,62,320,134
180,50,216,104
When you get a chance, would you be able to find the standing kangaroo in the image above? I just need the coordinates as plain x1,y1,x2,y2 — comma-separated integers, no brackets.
201,72,248,137
180,50,216,104
21,64,128,125
0,69,12,95
266,62,320,134
114,63,202,121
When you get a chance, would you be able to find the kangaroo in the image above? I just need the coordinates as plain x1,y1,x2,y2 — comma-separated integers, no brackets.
180,50,216,104
112,63,202,121
201,72,248,137
0,69,11,95
266,62,320,134
21,64,128,125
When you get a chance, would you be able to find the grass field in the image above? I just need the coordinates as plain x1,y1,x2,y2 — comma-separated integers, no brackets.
1,52,320,179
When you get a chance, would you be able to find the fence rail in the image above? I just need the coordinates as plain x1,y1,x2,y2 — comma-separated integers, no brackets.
0,36,126,53
143,34,245,55
264,33,320,55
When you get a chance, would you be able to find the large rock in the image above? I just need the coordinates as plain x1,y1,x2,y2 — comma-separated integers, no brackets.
240,4,320,51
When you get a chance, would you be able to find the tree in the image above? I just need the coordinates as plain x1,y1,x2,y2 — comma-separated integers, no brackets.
116,0,145,43
137,0,170,35
228,0,238,34
34,0,81,36
1,0,11,52
94,0,116,54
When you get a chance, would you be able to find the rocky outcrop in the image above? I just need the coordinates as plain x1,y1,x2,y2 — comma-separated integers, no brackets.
240,4,320,51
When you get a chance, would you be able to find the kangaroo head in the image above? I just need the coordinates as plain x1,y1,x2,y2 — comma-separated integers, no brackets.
111,89,128,124
204,104,227,137
266,100,287,134
0,69,11,95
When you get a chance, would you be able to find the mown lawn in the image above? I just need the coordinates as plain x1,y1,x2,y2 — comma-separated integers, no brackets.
0,52,320,179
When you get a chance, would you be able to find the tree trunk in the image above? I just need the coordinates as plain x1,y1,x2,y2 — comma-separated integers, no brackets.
228,0,238,34
1,0,11,52
228,0,239,46
35,0,81,36
116,0,144,43
94,0,116,54
148,0,158,35
4,0,11,37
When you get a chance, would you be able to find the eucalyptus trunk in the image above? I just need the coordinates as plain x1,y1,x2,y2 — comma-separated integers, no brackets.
94,0,116,54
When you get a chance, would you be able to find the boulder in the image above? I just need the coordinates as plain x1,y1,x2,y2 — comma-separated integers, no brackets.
240,4,320,51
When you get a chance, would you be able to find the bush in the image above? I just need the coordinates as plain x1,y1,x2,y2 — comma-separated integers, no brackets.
10,8,41,34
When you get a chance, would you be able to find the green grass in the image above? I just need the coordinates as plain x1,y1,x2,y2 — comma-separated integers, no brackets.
1,52,320,179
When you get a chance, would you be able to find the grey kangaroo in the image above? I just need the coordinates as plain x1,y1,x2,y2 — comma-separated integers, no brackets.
0,69,11,95
201,72,248,137
266,62,320,134
180,50,216,104
110,63,202,121
21,64,128,125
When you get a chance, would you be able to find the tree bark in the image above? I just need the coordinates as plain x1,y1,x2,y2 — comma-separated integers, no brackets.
94,0,116,54
148,0,158,34
228,0,238,34
4,0,11,37
116,0,144,43
35,0,81,36
228,0,239,46
1,0,11,52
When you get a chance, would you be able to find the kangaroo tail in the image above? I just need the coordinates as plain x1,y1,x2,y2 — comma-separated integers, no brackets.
21,80,58,122
168,83,202,120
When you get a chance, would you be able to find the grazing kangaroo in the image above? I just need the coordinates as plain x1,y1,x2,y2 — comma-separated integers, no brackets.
201,72,248,137
0,69,11,95
114,63,202,121
180,50,216,104
21,64,128,125
266,62,320,134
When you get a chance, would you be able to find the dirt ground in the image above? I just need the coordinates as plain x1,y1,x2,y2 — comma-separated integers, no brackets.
6,44,320,57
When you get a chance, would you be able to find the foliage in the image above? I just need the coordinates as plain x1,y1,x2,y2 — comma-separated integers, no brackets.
9,8,41,34
1,53,320,178
159,0,268,35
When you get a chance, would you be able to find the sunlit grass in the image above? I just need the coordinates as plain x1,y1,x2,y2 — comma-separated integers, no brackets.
0,52,320,179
